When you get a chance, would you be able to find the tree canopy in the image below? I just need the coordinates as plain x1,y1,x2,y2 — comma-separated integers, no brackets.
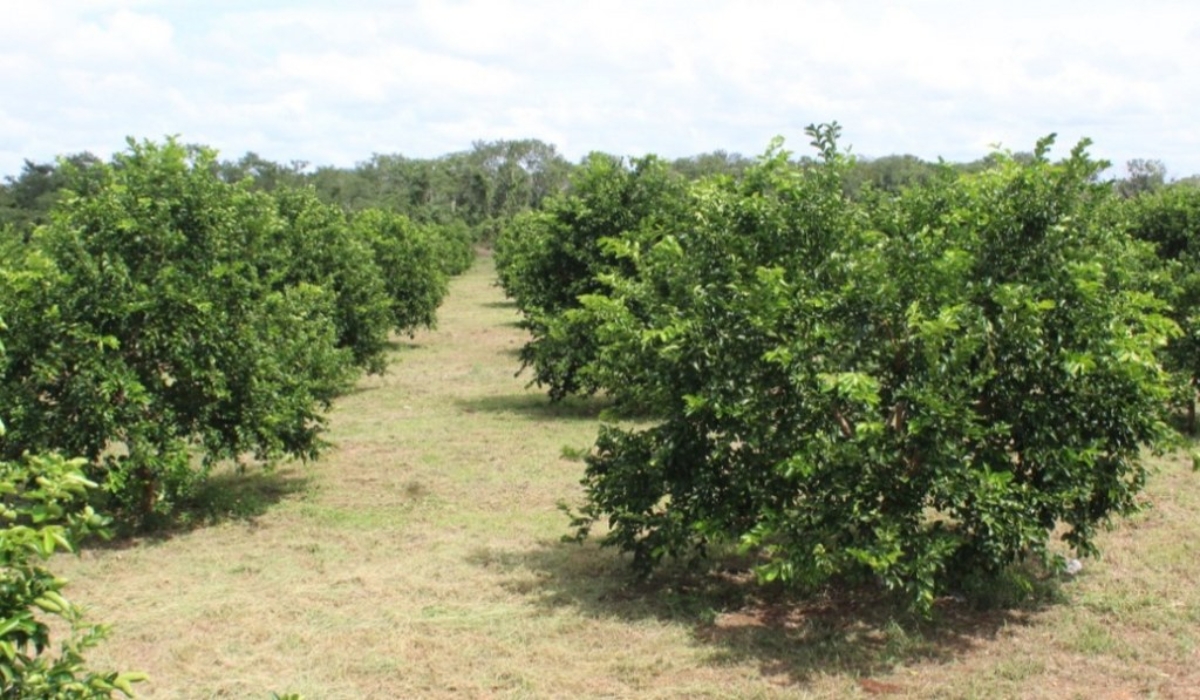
509,127,1180,611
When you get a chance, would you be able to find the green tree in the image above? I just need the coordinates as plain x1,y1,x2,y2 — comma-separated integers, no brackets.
0,318,146,698
670,150,751,181
352,209,450,336
268,187,395,374
307,140,570,240
1122,182,1200,428
494,153,689,401
0,226,23,269
0,138,354,520
215,151,308,192
0,155,103,239
567,128,1175,611
1116,158,1167,199
844,154,940,197
463,139,573,226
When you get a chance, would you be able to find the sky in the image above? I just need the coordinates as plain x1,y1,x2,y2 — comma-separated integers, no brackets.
2,0,1199,180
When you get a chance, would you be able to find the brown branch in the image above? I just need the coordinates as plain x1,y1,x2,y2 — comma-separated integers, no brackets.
833,408,855,439
888,400,907,433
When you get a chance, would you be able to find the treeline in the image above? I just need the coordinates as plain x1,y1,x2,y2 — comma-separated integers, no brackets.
7,140,1194,245
495,124,1200,612
0,139,575,244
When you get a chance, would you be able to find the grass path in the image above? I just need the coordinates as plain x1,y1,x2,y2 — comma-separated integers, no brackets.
59,255,1200,699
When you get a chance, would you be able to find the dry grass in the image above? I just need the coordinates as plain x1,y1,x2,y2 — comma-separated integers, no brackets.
55,253,1200,699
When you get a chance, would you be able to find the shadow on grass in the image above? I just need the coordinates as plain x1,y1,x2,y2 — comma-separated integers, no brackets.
455,393,616,421
94,467,311,545
481,300,518,309
385,339,424,352
468,538,1063,687
180,467,310,525
341,383,381,397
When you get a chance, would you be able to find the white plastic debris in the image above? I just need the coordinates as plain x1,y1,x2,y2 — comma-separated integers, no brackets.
1064,558,1083,576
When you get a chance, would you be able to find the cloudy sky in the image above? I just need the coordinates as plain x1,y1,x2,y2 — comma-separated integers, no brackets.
2,1,1198,179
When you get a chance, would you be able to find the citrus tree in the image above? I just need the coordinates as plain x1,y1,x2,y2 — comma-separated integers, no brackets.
268,187,395,374
351,209,450,336
0,318,145,697
567,127,1176,610
0,139,354,519
1122,183,1200,429
494,153,689,401
424,219,475,278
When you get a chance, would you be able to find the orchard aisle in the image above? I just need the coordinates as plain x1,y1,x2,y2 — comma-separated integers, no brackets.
58,254,790,699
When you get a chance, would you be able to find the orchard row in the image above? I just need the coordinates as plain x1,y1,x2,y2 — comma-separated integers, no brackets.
495,124,1200,611
1,138,474,520
0,137,482,695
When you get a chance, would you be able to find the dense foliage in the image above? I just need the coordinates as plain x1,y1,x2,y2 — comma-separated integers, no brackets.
0,139,356,519
1122,183,1200,427
352,209,452,336
267,188,395,374
494,153,689,401
556,127,1175,610
0,130,1192,620
0,321,144,698
260,139,572,241
0,454,146,698
0,137,473,524
0,155,104,239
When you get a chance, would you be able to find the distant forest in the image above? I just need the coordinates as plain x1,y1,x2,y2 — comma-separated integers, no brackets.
4,138,1195,241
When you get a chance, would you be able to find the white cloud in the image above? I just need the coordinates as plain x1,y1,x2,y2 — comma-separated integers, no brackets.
1,0,1199,178
51,10,174,63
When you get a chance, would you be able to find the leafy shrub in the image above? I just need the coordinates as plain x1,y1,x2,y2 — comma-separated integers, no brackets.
494,153,689,400
0,454,147,698
352,210,450,335
269,187,394,374
566,127,1176,611
1,319,145,697
0,139,354,520
1122,183,1200,428
426,219,476,277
